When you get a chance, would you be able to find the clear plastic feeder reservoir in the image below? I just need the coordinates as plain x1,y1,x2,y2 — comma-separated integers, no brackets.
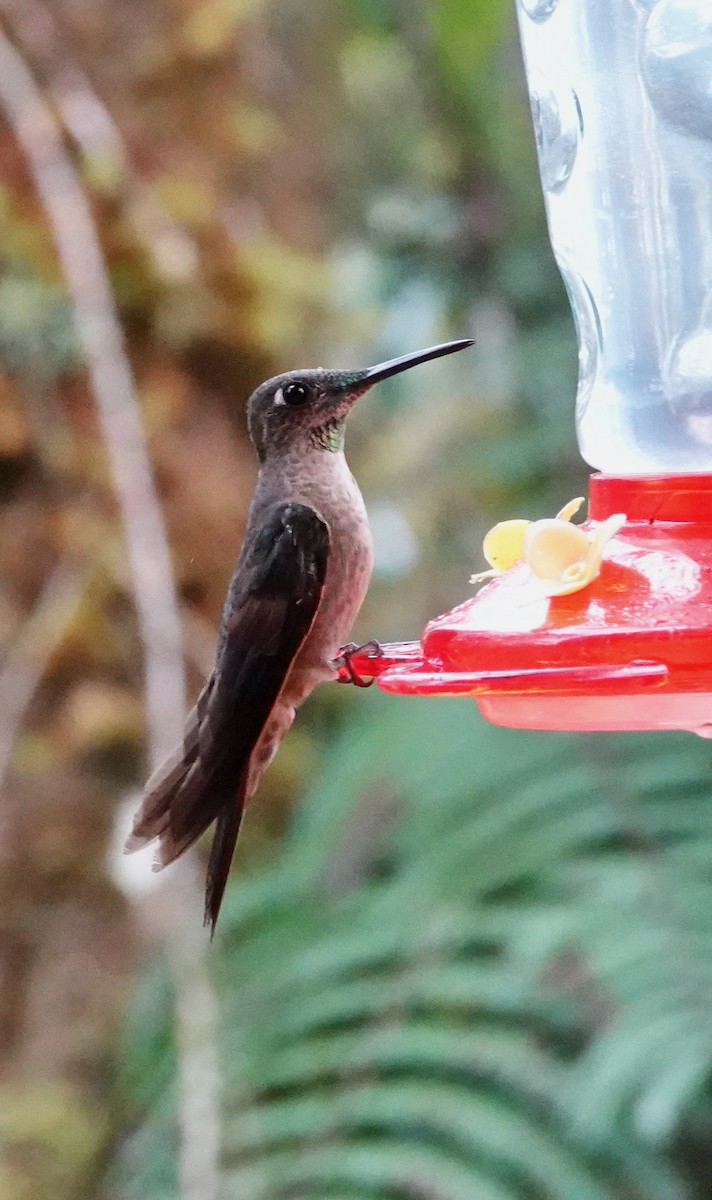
344,0,712,736
518,0,712,473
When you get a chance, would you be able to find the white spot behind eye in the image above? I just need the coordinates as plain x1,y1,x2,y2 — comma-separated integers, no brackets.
273,386,286,406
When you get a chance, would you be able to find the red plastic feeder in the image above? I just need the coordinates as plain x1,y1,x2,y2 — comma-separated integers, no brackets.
347,474,712,737
340,5,712,738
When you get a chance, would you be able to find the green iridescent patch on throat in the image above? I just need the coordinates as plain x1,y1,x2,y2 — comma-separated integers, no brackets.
311,420,345,452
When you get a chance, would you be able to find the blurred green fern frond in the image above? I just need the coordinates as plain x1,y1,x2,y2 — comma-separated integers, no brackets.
112,692,712,1199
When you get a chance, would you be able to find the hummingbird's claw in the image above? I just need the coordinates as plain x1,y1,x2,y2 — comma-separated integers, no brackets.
334,640,383,687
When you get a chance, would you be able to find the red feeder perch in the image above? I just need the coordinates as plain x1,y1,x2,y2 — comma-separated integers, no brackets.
345,2,712,738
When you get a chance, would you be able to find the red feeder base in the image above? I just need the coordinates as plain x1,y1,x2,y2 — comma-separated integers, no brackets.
346,474,712,737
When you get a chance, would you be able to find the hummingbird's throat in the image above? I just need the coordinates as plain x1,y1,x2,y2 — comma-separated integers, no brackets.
310,419,345,453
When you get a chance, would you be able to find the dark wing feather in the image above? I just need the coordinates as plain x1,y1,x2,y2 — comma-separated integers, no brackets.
127,502,329,932
203,782,248,933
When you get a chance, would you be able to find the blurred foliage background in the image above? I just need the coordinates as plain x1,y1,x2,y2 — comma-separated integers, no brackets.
1,1,712,1198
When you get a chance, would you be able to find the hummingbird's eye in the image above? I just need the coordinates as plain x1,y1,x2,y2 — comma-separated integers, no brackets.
280,380,312,406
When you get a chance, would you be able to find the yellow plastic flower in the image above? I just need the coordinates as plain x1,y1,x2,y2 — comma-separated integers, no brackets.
471,497,626,598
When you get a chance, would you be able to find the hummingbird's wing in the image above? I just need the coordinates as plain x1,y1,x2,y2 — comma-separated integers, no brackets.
126,502,329,931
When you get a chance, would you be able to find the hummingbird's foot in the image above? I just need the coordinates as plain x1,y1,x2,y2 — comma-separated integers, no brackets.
334,640,383,687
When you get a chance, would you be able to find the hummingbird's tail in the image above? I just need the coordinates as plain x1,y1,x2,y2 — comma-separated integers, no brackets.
124,677,218,862
125,670,247,905
126,726,249,935
124,670,265,933
125,502,331,933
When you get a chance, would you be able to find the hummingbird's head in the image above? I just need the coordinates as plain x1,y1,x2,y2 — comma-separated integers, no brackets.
247,339,473,462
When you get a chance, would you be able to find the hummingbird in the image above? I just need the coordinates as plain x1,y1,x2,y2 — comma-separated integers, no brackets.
126,339,473,932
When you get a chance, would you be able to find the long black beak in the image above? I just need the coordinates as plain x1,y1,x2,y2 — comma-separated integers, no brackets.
363,339,473,386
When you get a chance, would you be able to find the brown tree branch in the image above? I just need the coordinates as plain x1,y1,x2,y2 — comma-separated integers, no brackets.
0,27,220,1200
0,557,87,787
0,28,186,767
1,0,201,283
